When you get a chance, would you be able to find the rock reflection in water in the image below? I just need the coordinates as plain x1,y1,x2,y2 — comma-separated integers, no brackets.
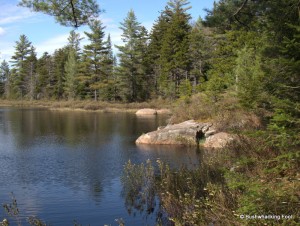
136,144,200,169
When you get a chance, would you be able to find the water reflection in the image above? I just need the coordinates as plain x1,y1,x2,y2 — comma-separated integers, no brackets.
0,107,199,225
136,144,200,169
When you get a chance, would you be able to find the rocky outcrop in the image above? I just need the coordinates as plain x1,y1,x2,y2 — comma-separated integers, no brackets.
156,109,172,115
136,120,210,145
136,108,157,115
203,132,234,149
136,120,234,148
135,108,172,115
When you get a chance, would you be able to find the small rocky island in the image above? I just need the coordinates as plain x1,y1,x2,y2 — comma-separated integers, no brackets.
136,119,234,149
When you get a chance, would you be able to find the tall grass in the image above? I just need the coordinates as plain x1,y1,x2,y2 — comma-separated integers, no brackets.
122,134,299,225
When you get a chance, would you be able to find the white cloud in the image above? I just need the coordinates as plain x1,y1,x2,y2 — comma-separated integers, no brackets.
35,33,70,56
0,27,5,36
0,3,36,25
100,16,117,30
0,45,14,62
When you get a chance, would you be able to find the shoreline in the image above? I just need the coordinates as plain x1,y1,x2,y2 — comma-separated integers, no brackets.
0,99,172,114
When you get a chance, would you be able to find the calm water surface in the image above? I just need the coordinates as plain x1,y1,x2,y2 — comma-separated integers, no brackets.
0,107,199,225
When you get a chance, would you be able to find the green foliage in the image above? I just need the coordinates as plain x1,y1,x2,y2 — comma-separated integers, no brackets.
64,49,78,99
158,0,192,98
205,74,226,102
24,46,38,100
38,50,67,99
122,156,234,225
67,30,83,57
0,60,10,97
82,19,110,100
18,0,101,27
120,142,299,225
121,160,156,215
189,18,212,87
116,10,149,102
99,35,116,101
3,0,297,108
3,0,299,225
10,35,33,98
178,79,192,98
234,46,265,108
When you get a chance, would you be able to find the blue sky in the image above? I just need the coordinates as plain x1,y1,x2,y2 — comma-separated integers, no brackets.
0,0,215,62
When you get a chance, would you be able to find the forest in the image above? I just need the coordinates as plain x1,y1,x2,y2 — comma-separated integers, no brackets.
0,0,299,225
0,0,299,106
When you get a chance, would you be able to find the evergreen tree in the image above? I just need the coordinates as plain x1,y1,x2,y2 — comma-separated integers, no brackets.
100,34,116,101
0,60,10,98
147,10,172,97
24,46,38,100
265,24,300,141
10,34,32,98
116,10,149,102
64,49,78,99
188,17,213,92
83,19,107,100
77,53,91,98
52,48,68,99
103,35,114,76
155,0,192,98
62,30,83,99
19,0,101,27
67,30,83,57
36,52,54,99
234,46,264,108
203,0,300,145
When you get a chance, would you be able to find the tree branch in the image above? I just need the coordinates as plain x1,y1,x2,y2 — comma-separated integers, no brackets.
233,0,250,29
69,0,78,28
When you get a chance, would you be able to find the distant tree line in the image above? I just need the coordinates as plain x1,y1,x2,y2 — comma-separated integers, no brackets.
1,0,299,117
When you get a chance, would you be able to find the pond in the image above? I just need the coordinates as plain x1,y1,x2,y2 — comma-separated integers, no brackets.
0,107,200,226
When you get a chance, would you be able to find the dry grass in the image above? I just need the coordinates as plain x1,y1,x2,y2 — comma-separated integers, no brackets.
0,99,172,113
170,93,266,133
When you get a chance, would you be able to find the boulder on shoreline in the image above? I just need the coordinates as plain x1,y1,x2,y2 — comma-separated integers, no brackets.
136,108,157,115
136,120,234,148
136,120,210,145
156,109,172,115
203,132,234,149
135,108,172,115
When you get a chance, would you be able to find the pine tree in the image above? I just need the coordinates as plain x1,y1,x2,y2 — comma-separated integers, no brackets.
83,19,108,100
100,34,116,101
147,10,172,97
52,48,68,99
189,17,212,90
77,53,91,98
0,60,10,98
116,10,149,102
64,48,78,99
156,0,192,98
67,30,83,57
24,46,38,100
234,46,264,108
10,34,32,98
19,0,101,28
62,30,83,100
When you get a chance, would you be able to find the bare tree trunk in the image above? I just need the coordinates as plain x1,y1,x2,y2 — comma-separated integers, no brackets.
94,89,97,101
